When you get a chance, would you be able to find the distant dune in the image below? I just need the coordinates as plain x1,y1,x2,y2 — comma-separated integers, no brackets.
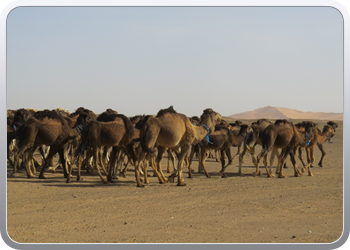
229,106,343,120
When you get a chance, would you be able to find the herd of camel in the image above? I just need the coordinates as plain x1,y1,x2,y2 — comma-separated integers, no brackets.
6,106,338,187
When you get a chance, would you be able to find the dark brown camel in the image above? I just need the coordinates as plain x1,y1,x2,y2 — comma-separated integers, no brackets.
255,120,317,178
74,113,135,184
137,107,221,187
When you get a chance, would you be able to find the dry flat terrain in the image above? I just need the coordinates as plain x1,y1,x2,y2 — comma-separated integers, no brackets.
6,120,343,244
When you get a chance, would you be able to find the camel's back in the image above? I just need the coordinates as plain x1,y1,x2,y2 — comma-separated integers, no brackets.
156,113,195,146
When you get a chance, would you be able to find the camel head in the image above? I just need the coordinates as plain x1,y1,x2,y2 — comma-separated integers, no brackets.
12,109,28,127
238,124,253,140
299,121,318,145
327,121,338,132
200,108,222,131
323,124,336,143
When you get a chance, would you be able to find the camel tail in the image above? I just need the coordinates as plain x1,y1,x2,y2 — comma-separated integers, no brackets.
139,120,157,154
140,139,157,154
116,114,135,144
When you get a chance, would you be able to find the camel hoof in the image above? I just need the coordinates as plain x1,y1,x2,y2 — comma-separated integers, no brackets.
137,184,145,188
177,182,186,186
294,173,301,177
308,173,314,177
278,175,285,178
39,175,46,179
221,174,227,178
252,171,259,177
206,174,211,178
66,179,72,183
168,176,175,183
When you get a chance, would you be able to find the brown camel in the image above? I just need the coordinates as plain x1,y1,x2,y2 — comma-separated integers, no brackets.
137,106,221,187
238,119,287,176
7,109,37,168
297,122,336,169
255,120,317,178
194,122,250,179
74,113,135,184
11,109,88,179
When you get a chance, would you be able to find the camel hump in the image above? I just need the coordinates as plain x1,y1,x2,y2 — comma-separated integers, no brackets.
70,107,96,118
33,109,68,126
274,119,289,125
156,106,177,117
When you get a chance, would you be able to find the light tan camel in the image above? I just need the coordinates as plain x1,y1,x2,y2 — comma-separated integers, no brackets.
255,120,317,178
137,107,221,187
297,122,336,170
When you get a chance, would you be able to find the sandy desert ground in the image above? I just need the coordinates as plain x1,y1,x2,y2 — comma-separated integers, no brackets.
6,119,343,245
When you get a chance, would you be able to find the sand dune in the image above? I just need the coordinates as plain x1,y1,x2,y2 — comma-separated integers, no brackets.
229,106,343,120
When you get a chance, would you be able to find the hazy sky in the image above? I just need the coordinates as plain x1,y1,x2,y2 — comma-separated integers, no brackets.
6,6,343,117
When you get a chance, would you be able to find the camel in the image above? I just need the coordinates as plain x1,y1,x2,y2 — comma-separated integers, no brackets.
7,109,37,168
296,121,336,170
136,106,221,187
255,120,317,178
194,122,250,179
238,119,286,176
74,113,135,184
10,109,89,179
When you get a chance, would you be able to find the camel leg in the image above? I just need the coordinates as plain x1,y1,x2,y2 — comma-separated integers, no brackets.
288,150,302,177
187,145,196,178
232,145,241,160
143,158,150,184
263,154,273,178
176,145,190,186
277,148,289,178
91,148,109,184
167,149,175,174
317,144,326,167
254,150,267,177
237,148,246,176
107,147,119,183
38,145,62,179
220,148,232,178
153,146,167,183
269,148,278,176
67,153,82,183
199,147,211,178
133,152,144,187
